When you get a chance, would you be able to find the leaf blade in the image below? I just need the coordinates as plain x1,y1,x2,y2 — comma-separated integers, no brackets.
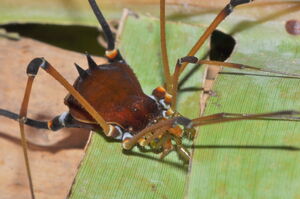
186,13,300,199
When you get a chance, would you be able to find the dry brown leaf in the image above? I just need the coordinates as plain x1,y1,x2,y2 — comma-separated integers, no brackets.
0,37,106,199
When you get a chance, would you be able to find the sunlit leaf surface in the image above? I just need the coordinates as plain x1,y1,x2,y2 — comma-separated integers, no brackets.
187,10,300,199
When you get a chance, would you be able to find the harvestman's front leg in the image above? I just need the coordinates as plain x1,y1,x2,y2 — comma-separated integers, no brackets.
21,58,120,135
18,58,121,199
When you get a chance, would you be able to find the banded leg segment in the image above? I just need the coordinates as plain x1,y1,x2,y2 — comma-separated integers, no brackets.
88,0,124,62
0,109,96,131
19,58,116,199
159,0,255,106
0,109,48,129
24,58,111,134
179,0,254,74
160,0,255,87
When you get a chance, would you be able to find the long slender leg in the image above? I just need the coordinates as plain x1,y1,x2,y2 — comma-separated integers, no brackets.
19,77,35,199
88,0,124,62
18,58,116,199
0,109,48,129
179,0,254,74
160,0,256,108
176,58,300,86
0,109,95,131
197,60,300,78
24,58,111,133
159,0,244,91
191,111,300,127
160,0,172,91
170,57,300,108
177,58,300,81
166,0,300,107
171,56,198,109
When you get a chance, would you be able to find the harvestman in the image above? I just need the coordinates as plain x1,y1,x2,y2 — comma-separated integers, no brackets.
0,0,300,198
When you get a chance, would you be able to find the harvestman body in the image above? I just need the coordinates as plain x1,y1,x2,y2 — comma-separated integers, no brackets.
0,0,300,198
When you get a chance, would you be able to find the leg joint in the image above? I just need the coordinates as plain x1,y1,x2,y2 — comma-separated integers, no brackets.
26,58,48,76
18,116,27,124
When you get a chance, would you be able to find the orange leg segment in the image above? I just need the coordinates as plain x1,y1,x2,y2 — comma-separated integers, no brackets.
18,58,113,199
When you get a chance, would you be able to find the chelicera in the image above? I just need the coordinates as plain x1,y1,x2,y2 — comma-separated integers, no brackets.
1,0,300,198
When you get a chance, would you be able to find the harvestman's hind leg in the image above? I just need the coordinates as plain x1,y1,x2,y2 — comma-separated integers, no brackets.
18,58,121,199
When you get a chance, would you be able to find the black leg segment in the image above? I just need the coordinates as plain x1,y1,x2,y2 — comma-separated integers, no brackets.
88,0,115,51
0,109,48,129
0,109,96,131
88,0,124,62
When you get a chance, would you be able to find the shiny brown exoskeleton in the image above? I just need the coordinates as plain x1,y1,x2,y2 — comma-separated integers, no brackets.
1,0,300,198
65,57,161,133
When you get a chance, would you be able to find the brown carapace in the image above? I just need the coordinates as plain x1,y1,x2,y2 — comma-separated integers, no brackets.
1,0,300,199
65,57,161,133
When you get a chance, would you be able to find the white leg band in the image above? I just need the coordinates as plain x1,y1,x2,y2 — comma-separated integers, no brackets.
122,132,133,141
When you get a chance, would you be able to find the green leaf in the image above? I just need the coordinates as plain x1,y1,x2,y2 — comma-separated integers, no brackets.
186,13,300,199
69,14,208,199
